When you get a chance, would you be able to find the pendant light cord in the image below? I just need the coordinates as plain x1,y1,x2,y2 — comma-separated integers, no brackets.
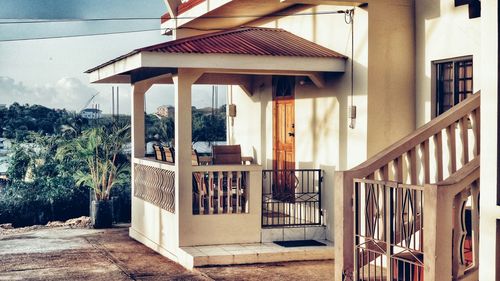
345,9,355,128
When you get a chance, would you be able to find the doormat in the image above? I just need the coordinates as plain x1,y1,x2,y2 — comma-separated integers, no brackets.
274,240,326,247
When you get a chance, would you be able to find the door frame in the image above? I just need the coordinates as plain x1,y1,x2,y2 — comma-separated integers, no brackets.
272,76,296,171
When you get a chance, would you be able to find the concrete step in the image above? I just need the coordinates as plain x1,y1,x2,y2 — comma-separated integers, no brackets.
179,240,334,267
261,225,327,242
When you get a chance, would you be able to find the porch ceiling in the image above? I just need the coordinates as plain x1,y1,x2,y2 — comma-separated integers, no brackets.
85,27,347,85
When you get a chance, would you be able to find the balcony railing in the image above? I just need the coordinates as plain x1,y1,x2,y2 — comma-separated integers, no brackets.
192,168,248,215
133,159,176,213
353,157,479,281
262,169,323,227
335,92,480,281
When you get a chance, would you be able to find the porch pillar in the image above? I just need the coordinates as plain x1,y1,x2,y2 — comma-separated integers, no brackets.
334,171,354,281
423,184,454,281
131,81,152,158
173,68,202,246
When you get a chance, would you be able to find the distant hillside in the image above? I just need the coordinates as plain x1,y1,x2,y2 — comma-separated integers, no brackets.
0,103,129,142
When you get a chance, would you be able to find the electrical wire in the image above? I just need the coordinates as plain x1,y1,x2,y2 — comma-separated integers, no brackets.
0,28,162,42
0,9,351,25
0,25,255,42
0,9,355,42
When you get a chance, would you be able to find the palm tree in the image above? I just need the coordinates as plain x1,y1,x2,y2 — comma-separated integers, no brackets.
57,123,130,201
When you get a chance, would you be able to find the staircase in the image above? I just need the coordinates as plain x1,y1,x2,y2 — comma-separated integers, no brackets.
335,92,481,281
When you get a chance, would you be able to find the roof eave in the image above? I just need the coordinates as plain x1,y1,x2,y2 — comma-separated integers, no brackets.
88,53,142,83
87,52,346,84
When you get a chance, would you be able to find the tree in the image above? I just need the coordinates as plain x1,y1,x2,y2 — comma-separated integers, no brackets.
6,145,31,181
57,122,131,201
192,106,226,144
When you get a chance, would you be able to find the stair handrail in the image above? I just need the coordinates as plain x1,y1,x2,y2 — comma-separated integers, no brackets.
348,91,480,180
424,156,480,281
334,91,481,281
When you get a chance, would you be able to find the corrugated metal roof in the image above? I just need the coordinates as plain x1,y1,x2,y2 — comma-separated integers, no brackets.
85,27,346,73
139,27,345,57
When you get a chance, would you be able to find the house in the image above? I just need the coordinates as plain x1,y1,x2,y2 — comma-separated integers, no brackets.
80,107,102,119
86,0,499,280
156,105,175,118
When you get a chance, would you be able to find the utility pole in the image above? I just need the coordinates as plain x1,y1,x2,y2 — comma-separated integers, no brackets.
116,86,120,119
112,86,115,118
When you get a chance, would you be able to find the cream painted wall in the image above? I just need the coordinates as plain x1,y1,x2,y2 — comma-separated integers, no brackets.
365,0,415,156
228,2,417,241
479,1,499,280
415,0,481,127
229,5,370,171
131,196,179,255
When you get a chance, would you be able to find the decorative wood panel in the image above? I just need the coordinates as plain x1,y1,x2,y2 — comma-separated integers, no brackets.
134,164,175,213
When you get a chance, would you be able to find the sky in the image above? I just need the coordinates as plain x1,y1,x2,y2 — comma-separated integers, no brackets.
0,0,226,115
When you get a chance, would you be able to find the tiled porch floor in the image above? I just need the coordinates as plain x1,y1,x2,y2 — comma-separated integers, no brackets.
180,240,334,267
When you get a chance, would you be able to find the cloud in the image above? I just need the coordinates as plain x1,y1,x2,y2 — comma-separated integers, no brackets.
0,76,228,115
0,76,99,112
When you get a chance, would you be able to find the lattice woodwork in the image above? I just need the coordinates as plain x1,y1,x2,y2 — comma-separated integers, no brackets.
134,164,175,213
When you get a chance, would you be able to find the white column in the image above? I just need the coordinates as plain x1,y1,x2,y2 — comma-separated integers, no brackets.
173,68,202,247
131,82,152,158
130,81,151,235
479,1,499,280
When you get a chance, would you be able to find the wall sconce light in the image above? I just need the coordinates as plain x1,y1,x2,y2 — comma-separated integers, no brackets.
228,104,236,127
349,105,357,129
228,104,237,118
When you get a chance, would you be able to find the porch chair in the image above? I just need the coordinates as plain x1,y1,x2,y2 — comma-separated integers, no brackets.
152,144,165,161
164,146,175,163
211,145,242,165
191,149,210,215
211,145,246,213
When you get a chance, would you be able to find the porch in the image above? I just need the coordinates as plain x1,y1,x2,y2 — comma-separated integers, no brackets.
86,27,344,269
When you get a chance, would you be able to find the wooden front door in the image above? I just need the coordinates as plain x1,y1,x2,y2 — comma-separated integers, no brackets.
272,76,296,202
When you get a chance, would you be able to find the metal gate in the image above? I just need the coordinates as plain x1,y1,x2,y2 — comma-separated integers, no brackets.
262,169,322,227
354,179,424,281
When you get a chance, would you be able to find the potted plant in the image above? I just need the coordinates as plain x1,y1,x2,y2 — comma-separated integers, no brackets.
58,123,130,228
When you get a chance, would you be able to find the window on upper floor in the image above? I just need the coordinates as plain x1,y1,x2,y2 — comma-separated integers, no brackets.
435,57,473,116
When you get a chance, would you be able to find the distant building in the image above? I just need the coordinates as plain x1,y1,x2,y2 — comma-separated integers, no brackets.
0,138,10,153
81,108,102,119
156,105,175,118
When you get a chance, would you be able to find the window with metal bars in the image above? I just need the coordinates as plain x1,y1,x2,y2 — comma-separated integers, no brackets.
436,57,473,115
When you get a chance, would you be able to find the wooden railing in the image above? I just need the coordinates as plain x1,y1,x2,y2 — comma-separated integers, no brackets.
192,165,252,215
335,92,480,281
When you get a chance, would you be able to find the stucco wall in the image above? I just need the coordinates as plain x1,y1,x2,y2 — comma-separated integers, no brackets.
130,196,179,256
479,0,499,279
229,4,369,171
228,2,415,241
415,0,481,127
366,0,415,156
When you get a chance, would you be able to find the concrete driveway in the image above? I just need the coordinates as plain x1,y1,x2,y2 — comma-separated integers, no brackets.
0,225,334,280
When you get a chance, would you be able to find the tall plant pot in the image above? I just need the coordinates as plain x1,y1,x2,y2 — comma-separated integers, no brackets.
91,200,113,229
